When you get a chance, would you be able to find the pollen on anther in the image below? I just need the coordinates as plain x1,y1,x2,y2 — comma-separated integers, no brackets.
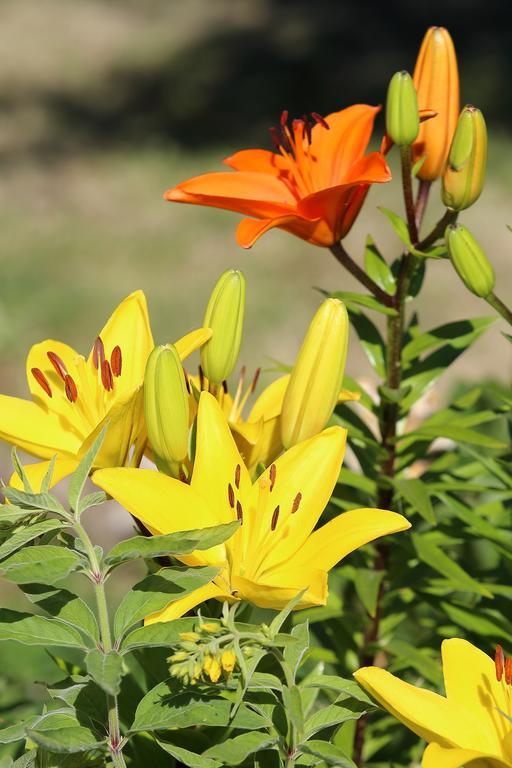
236,500,243,523
235,464,241,489
505,657,512,686
228,483,235,508
101,359,114,391
495,645,504,682
31,368,52,398
280,110,289,127
250,367,261,393
291,492,302,514
47,351,67,380
271,505,280,531
111,345,122,377
93,336,105,369
269,463,277,492
64,375,78,403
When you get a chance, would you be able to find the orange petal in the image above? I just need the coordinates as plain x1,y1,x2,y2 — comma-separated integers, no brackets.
299,183,370,242
164,171,297,219
224,149,288,175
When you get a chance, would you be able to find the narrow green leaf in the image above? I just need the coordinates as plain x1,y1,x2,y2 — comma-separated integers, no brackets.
304,704,364,739
393,478,435,524
284,621,309,679
68,428,107,514
400,424,506,451
269,590,307,636
412,533,493,598
10,448,33,492
379,207,411,248
354,568,385,618
328,290,397,317
0,609,86,648
0,545,83,585
105,521,239,567
85,649,124,696
347,308,387,377
114,565,218,639
385,639,443,686
40,455,58,493
363,236,396,295
402,317,496,363
0,519,64,561
282,685,304,733
1,488,66,515
300,740,356,767
157,741,221,768
78,491,108,515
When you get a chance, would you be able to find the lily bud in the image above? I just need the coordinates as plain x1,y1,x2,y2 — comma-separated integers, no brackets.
386,71,419,146
413,26,460,180
144,344,190,476
281,298,349,448
442,105,487,211
445,224,495,298
201,270,246,386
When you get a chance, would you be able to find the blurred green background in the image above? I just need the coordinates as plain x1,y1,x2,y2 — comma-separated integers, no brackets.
0,0,511,734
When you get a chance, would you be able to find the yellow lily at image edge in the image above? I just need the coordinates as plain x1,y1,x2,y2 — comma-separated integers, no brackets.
93,392,410,622
355,638,512,768
0,290,210,489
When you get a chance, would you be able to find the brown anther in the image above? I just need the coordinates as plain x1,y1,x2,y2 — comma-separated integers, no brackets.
236,500,243,523
302,115,313,144
269,126,282,150
184,373,191,394
111,345,122,377
269,463,277,492
250,367,261,393
198,365,205,391
31,368,52,398
495,645,504,682
47,351,67,380
311,112,330,130
505,656,512,686
93,336,105,369
291,492,302,514
235,464,241,489
222,380,228,394
292,118,305,133
280,109,289,128
64,375,78,403
228,483,235,508
101,359,114,391
271,505,280,531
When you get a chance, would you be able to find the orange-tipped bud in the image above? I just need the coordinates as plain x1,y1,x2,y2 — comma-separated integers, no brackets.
412,27,460,180
442,105,487,211
496,645,504,682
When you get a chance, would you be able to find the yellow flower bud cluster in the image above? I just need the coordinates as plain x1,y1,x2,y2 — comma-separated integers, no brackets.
167,620,239,685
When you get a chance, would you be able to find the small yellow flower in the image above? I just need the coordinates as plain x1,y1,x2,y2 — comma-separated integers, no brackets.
199,622,221,634
221,649,237,674
179,632,200,643
208,657,222,683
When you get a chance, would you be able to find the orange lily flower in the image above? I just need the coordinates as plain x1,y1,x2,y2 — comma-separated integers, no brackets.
165,105,391,248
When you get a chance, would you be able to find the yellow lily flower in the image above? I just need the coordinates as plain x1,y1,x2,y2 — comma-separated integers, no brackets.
355,638,512,768
0,290,210,489
93,392,410,623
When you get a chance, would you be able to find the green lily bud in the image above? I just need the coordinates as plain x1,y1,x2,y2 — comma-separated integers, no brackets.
442,105,487,211
281,298,349,448
144,344,190,476
201,270,246,386
445,224,495,298
385,71,420,146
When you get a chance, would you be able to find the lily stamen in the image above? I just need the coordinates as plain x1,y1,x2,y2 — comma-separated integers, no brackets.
64,375,78,404
505,657,512,686
291,492,302,514
496,645,505,682
234,464,241,489
271,505,280,531
111,345,122,377
101,359,114,392
227,483,235,508
269,463,277,492
93,336,105,369
47,351,67,380
31,368,52,398
236,501,243,523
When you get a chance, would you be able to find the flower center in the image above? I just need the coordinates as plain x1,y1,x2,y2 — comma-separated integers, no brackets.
269,110,330,198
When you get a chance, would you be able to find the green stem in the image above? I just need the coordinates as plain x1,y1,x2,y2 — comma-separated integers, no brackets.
416,208,457,252
486,292,512,326
73,520,126,768
330,242,394,307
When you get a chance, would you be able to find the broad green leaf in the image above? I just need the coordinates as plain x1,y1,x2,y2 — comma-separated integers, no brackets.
48,677,107,728
85,649,124,696
300,740,356,767
301,676,374,706
282,685,304,733
0,609,86,649
363,236,396,295
203,733,279,765
347,308,386,377
402,317,496,363
304,704,364,739
114,565,218,638
0,505,35,526
412,533,493,597
68,428,106,514
23,585,99,643
120,617,197,653
393,478,435,524
0,718,38,744
26,712,103,753
379,207,411,248
157,741,221,768
0,519,64,560
0,545,83,585
284,621,309,679
105,522,239,567
131,680,268,732
354,568,385,618
78,492,108,515
1,488,66,516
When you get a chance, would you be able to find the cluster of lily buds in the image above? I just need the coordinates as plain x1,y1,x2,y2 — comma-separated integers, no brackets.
168,620,239,685
445,224,495,299
495,645,512,685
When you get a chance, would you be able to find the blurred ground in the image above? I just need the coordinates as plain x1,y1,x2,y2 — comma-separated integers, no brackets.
0,1,511,582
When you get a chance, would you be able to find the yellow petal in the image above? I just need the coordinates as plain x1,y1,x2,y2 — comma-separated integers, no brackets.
230,417,264,447
441,638,507,755
231,568,327,610
83,387,146,469
9,457,79,492
175,328,213,360
422,743,503,768
191,393,251,525
337,388,361,403
92,467,227,566
294,508,411,572
354,666,487,750
246,426,346,576
87,290,154,396
247,375,289,422
145,580,232,624
0,394,81,459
